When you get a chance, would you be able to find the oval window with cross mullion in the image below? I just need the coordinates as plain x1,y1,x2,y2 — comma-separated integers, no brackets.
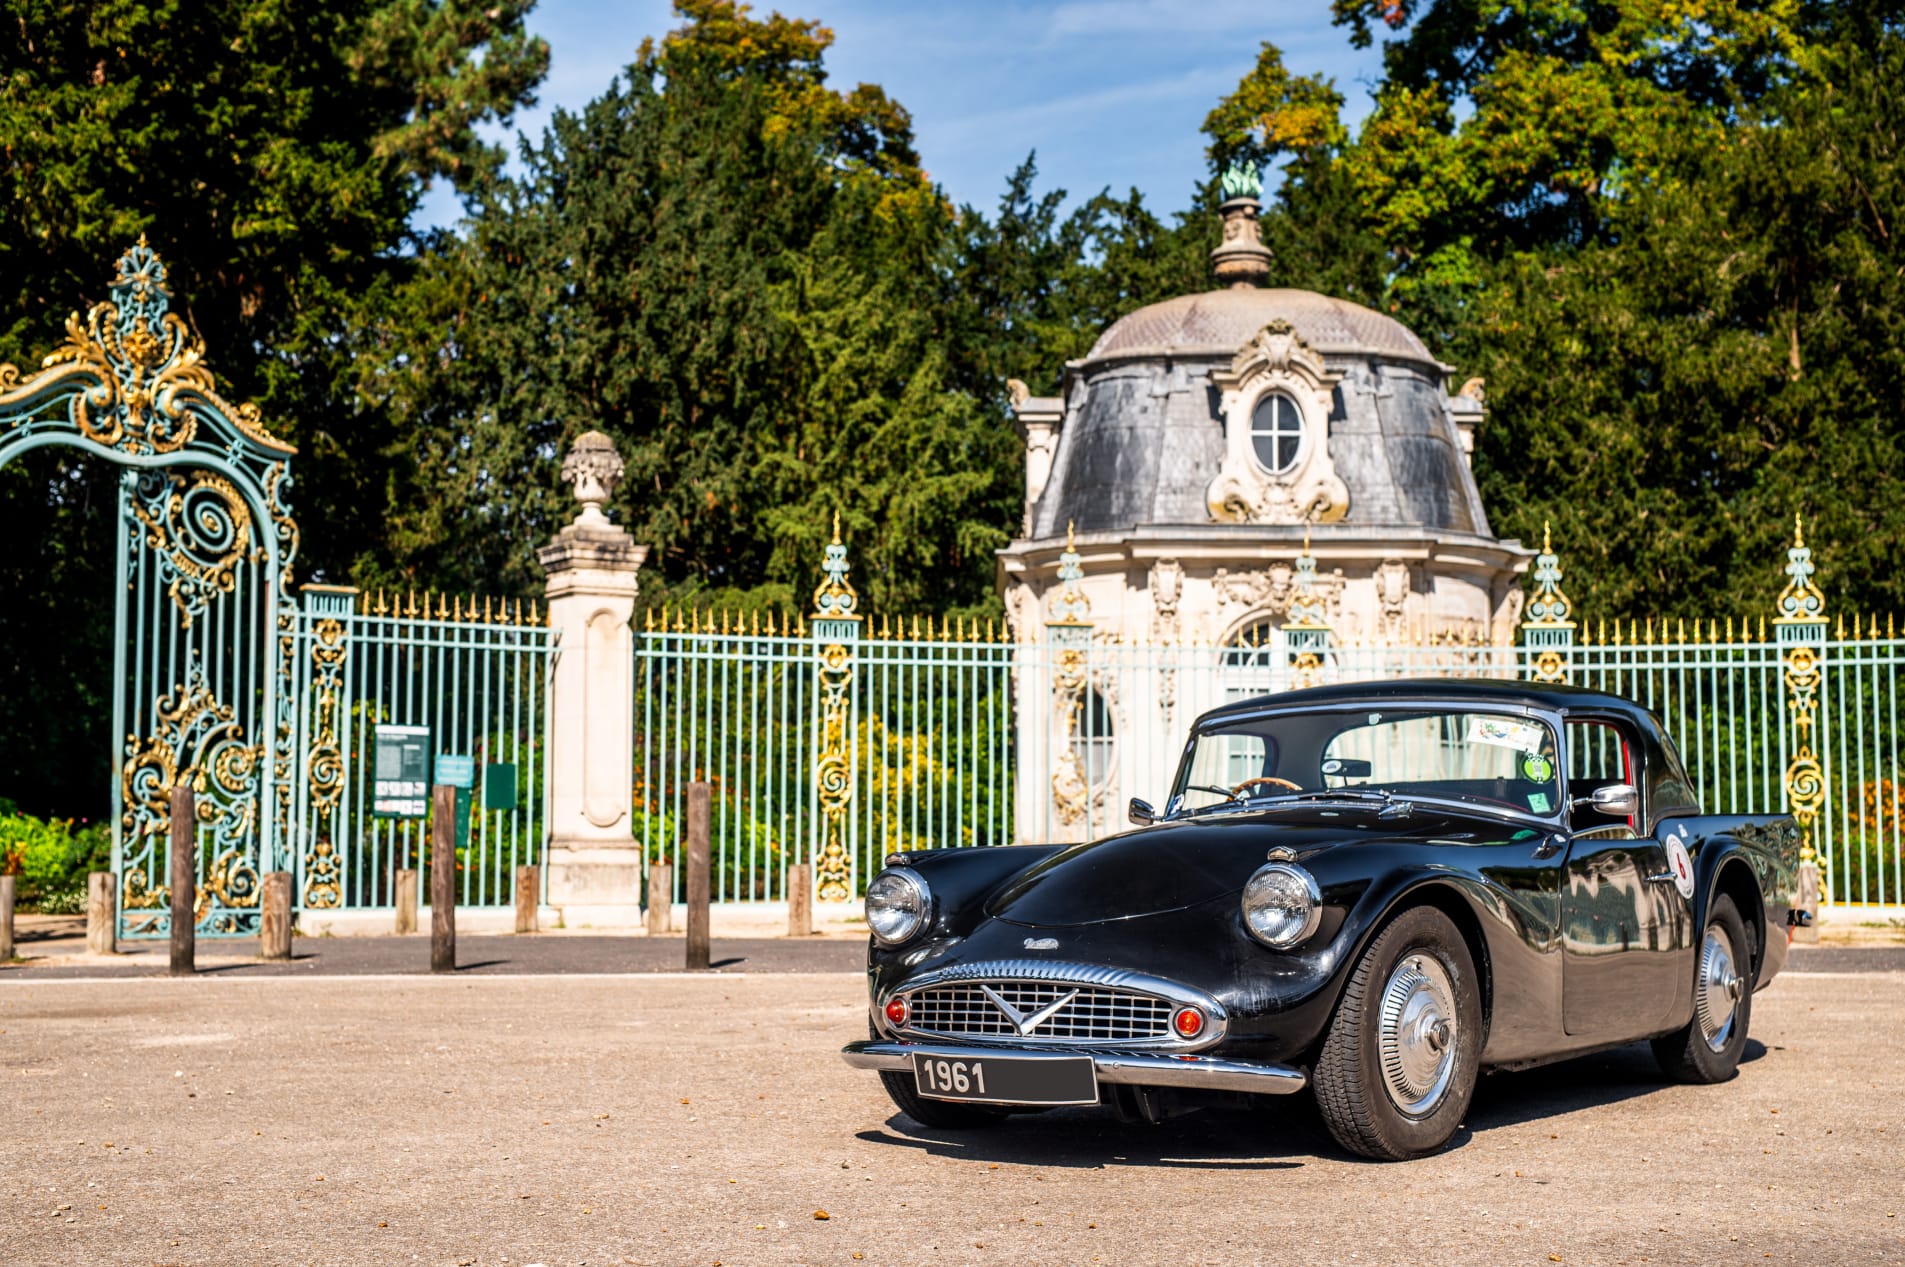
1249,393,1303,474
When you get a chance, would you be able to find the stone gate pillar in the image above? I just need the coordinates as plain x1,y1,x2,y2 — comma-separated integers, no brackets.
540,432,648,925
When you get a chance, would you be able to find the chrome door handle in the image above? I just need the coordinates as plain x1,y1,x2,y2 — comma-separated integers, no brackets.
1644,871,1676,884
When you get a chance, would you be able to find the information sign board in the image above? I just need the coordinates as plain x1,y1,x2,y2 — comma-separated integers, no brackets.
372,725,431,818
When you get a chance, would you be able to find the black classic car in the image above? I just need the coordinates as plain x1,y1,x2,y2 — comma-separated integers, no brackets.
841,680,1801,1159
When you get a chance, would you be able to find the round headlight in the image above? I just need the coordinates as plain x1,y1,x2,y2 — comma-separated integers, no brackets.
865,868,930,945
1241,862,1321,948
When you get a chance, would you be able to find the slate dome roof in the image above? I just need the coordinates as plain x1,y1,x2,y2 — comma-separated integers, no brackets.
1029,282,1488,541
1086,287,1434,365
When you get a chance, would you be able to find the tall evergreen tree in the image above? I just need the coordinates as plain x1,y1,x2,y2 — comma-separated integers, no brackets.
361,0,1019,613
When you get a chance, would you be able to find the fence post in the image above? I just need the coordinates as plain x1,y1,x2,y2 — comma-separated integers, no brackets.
169,784,195,976
515,865,540,933
86,872,115,954
1520,523,1576,683
1773,515,1827,938
260,872,292,960
540,431,648,926
685,782,711,970
1045,522,1095,842
811,516,862,902
0,873,14,961
1282,525,1332,691
787,864,813,937
296,584,359,914
431,784,456,972
394,868,418,933
645,864,672,934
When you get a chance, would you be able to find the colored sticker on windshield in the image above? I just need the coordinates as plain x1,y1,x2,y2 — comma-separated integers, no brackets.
1467,715,1544,753
1520,753,1554,782
1527,791,1552,814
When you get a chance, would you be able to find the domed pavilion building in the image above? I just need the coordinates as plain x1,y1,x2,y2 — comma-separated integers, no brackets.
997,180,1535,841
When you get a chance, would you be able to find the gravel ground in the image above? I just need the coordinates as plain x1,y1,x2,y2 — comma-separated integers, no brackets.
2,968,1901,1267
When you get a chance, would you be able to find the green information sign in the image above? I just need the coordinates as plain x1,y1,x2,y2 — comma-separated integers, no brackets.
484,763,519,811
372,725,431,818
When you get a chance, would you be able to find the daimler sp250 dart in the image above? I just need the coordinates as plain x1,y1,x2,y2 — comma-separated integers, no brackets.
841,680,1800,1160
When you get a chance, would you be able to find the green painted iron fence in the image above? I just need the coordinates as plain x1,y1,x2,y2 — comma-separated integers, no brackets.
291,586,556,917
633,526,1902,913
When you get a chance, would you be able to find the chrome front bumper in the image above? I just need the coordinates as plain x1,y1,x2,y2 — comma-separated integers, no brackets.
840,1040,1308,1096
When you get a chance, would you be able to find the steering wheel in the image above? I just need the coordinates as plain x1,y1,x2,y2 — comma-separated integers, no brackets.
1231,776,1302,797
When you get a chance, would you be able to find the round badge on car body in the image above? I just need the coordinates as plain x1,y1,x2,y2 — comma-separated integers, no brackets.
1666,832,1695,900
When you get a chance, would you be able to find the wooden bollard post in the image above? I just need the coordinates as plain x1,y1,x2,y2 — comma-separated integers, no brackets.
169,784,196,976
685,782,711,970
646,864,672,934
86,872,116,955
394,868,418,934
515,864,540,934
431,784,456,973
0,873,15,962
787,863,813,937
1794,859,1822,945
260,871,292,960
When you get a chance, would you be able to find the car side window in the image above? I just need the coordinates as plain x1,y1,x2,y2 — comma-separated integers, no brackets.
1649,728,1701,820
1566,719,1638,838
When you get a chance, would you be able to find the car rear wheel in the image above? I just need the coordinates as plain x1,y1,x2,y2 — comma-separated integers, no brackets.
877,1070,1010,1129
1313,905,1483,1161
1651,893,1755,1083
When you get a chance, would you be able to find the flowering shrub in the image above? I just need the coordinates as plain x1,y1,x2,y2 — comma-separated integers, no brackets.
0,809,111,914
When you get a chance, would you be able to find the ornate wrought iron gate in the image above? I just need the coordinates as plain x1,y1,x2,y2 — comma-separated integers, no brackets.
0,240,298,937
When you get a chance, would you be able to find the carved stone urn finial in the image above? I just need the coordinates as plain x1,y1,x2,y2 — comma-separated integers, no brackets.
1211,163,1272,290
561,430,625,524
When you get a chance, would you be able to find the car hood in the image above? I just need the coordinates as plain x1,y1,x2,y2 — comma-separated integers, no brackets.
983,804,1534,927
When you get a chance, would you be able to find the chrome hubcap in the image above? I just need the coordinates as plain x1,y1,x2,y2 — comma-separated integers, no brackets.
1378,953,1459,1118
1696,925,1742,1053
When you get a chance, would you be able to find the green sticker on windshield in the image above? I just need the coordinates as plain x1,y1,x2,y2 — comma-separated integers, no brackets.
1520,753,1554,782
1527,791,1552,813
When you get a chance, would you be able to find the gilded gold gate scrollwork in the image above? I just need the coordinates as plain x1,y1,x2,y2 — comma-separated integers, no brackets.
1774,516,1829,890
1,238,303,940
119,660,264,934
299,615,348,908
812,516,860,902
128,471,257,625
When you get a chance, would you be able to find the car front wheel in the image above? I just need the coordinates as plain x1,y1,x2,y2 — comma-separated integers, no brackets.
1313,905,1484,1161
1651,893,1755,1083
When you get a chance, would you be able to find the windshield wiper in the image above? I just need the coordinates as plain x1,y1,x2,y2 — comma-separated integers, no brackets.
1273,789,1417,819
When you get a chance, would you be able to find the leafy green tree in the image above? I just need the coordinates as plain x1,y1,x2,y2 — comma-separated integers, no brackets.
1329,0,1826,311
1463,20,1905,619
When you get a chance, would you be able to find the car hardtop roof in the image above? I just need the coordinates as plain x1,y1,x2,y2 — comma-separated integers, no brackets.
1195,678,1659,731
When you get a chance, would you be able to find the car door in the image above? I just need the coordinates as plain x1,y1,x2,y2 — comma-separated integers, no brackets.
1559,717,1693,1037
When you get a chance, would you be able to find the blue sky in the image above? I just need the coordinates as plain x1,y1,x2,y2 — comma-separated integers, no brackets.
413,0,1388,232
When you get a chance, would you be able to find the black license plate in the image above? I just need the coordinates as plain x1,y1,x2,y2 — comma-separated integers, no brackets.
910,1052,1098,1106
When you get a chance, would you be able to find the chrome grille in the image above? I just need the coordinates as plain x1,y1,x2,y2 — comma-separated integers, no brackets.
904,980,1174,1043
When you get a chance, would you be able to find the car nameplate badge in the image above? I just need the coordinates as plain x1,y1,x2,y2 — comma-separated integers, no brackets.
1023,937,1058,951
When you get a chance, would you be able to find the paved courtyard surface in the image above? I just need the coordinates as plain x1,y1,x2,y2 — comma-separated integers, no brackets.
2,968,1901,1267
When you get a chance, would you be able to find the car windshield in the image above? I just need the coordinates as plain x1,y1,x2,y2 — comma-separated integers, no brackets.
1169,706,1562,820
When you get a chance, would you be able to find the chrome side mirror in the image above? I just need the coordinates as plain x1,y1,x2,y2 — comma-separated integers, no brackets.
1571,782,1639,819
1128,798,1157,826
